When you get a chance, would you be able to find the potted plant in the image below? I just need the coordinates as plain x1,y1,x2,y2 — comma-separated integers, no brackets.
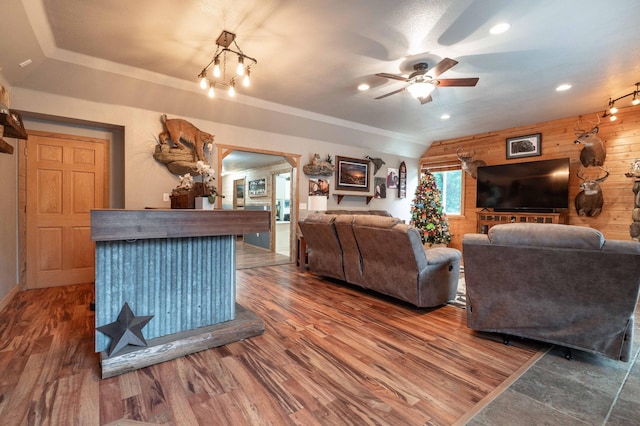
170,161,222,209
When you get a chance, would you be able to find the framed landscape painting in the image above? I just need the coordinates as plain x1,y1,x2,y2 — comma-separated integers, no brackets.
335,156,370,192
248,177,267,196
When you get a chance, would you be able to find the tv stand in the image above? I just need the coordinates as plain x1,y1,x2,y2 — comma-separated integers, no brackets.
476,211,567,234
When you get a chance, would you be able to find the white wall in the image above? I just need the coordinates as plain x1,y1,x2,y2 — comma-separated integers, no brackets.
0,87,419,302
12,87,419,220
0,74,18,306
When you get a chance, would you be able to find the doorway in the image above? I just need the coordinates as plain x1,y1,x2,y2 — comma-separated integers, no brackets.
274,171,292,256
218,144,300,268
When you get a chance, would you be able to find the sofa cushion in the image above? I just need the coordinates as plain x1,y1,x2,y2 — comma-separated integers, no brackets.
325,210,392,216
298,213,345,281
334,215,365,285
488,223,604,250
352,214,402,228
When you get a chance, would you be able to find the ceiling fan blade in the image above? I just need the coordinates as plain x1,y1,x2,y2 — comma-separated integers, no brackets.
418,95,433,105
427,58,458,77
437,77,479,87
375,87,406,99
375,72,410,82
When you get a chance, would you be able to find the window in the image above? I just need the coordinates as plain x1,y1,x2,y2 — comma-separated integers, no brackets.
431,169,463,215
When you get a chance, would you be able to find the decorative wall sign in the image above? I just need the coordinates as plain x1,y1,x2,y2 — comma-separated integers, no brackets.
398,161,407,199
335,156,370,192
248,177,267,196
506,133,542,159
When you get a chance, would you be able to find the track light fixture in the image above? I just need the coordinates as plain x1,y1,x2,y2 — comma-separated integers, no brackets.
603,82,640,122
197,30,257,99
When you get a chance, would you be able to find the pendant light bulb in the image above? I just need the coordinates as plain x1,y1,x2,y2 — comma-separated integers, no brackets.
632,92,640,106
610,114,617,122
199,76,207,90
208,85,215,98
229,83,236,97
610,105,618,114
213,57,221,78
237,56,245,76
243,71,250,87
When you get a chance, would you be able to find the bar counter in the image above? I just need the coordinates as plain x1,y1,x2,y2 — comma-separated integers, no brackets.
91,209,269,378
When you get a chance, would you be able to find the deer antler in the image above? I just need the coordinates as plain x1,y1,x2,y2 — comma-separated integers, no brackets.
595,166,610,182
456,147,476,160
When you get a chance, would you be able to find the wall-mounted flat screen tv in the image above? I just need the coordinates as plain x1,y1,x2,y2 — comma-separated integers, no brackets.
476,157,570,212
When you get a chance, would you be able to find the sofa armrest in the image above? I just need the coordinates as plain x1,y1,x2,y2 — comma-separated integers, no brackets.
462,233,491,246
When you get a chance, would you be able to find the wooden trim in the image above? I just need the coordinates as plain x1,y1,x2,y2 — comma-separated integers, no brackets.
100,304,264,379
91,209,270,241
0,284,19,313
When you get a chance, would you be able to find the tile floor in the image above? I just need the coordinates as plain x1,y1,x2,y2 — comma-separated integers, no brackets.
467,318,640,425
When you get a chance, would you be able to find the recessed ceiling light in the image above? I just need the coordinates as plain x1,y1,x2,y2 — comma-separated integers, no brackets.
441,114,451,120
556,84,572,91
489,23,510,35
358,83,370,91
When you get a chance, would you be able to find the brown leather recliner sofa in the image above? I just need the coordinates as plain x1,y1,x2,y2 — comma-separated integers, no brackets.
463,223,640,361
298,213,462,308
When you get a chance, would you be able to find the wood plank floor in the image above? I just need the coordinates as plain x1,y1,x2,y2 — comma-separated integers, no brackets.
236,239,292,270
0,264,543,425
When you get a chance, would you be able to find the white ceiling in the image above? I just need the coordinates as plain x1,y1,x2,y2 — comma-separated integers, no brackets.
1,0,640,158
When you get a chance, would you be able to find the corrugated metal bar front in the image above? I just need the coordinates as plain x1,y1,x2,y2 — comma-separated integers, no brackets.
95,235,236,352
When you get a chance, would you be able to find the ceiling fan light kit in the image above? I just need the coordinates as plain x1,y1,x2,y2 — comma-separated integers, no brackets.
375,58,478,105
197,30,257,99
406,81,436,99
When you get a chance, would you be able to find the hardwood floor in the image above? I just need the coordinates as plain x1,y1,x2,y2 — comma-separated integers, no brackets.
0,264,543,425
235,238,292,270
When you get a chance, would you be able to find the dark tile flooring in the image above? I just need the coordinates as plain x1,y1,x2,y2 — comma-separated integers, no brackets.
467,314,640,425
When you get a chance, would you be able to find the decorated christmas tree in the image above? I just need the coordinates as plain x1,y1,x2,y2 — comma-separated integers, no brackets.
410,171,452,245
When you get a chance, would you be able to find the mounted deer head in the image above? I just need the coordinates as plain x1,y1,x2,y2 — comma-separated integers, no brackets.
456,147,486,179
575,167,609,217
574,115,606,167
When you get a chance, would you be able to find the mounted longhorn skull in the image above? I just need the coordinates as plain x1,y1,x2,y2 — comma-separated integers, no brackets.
456,148,486,179
575,167,609,217
574,116,606,167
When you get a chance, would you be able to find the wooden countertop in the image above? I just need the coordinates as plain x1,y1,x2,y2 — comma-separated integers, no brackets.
91,209,270,241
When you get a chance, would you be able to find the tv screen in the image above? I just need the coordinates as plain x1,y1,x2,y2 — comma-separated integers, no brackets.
476,158,570,212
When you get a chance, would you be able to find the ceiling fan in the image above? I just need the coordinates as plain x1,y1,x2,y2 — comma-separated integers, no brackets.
375,58,479,104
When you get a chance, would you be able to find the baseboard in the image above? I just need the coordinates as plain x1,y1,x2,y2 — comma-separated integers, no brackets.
0,285,19,314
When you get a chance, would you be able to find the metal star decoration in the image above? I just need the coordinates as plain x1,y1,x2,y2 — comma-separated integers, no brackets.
97,302,153,357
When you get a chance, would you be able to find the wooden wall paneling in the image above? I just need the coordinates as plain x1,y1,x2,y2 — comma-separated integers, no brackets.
421,105,640,245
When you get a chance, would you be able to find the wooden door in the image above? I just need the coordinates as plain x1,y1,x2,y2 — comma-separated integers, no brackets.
26,132,108,288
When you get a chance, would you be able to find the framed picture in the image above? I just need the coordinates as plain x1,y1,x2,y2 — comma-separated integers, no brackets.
234,178,245,207
309,178,329,197
506,133,542,159
374,177,386,199
335,156,370,192
386,167,399,189
248,177,267,197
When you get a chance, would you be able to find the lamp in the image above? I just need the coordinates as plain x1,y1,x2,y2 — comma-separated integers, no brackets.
603,82,640,121
197,30,257,99
406,81,436,99
308,195,328,212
